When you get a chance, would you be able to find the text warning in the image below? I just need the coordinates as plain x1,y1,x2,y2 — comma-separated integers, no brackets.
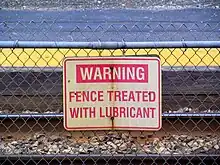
63,57,161,131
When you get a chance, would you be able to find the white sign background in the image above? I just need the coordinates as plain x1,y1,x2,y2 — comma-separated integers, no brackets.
63,57,161,131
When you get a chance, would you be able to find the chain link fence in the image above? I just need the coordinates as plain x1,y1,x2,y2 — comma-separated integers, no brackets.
0,40,220,164
1,9,220,42
1,8,220,164
1,21,220,42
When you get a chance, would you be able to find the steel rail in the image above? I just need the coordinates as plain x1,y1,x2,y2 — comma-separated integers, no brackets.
0,154,219,160
0,113,220,118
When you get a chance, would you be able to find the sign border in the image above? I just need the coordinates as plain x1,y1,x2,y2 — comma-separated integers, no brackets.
63,56,161,131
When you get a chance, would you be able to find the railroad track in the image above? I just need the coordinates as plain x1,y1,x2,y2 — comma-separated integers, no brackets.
0,64,219,164
0,66,220,113
0,114,220,151
0,7,220,165
0,61,219,165
0,115,220,164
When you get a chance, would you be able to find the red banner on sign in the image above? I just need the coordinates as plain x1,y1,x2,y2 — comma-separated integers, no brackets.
76,64,148,83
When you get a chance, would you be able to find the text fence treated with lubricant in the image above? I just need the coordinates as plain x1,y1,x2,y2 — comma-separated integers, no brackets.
63,57,161,131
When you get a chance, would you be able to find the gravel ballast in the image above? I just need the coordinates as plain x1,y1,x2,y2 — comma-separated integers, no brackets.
1,132,220,155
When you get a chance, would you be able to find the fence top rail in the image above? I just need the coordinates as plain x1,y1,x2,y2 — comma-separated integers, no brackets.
0,41,220,49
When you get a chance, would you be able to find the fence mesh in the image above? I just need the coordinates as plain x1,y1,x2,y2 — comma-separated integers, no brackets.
1,21,220,42
0,45,220,164
1,9,220,42
1,8,220,164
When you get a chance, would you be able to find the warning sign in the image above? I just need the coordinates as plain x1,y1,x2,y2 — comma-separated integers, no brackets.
63,57,161,131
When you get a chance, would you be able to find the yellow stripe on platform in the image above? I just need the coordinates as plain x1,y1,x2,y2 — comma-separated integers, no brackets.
0,48,219,67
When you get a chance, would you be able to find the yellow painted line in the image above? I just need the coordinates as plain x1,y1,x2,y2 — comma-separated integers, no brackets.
0,48,220,67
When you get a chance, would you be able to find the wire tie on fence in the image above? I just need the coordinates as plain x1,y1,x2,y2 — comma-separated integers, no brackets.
121,39,126,49
54,41,58,48
14,40,19,47
97,40,102,49
182,41,187,48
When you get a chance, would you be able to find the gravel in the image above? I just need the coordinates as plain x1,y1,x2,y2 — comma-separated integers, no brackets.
164,107,219,113
1,132,220,155
0,0,219,10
